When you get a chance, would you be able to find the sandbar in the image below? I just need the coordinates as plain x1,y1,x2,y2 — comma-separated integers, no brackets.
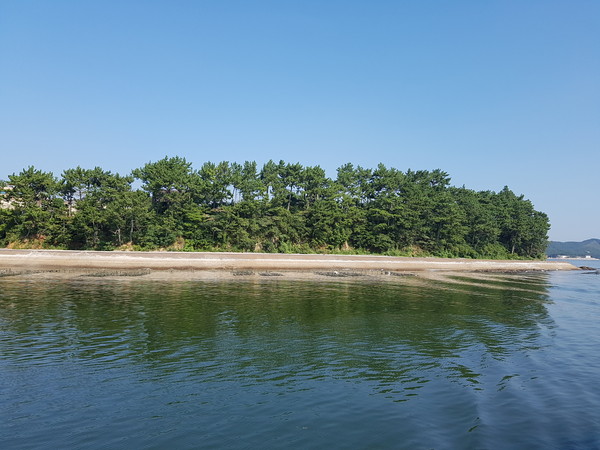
0,249,579,282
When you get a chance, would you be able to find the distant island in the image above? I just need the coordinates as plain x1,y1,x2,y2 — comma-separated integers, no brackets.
1,157,550,259
547,239,600,259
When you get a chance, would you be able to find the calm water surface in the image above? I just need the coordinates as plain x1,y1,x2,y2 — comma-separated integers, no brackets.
1,263,599,449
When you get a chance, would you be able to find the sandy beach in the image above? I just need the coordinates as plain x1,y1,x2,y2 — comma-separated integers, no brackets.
0,249,579,281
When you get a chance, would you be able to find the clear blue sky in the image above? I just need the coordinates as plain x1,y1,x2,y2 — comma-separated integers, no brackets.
1,1,598,241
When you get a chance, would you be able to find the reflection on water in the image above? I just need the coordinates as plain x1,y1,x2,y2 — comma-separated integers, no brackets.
0,278,552,382
1,272,599,449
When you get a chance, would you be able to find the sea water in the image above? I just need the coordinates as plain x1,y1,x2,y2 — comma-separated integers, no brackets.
1,263,599,449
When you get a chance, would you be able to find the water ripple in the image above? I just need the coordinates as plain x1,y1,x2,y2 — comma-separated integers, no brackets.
1,274,599,449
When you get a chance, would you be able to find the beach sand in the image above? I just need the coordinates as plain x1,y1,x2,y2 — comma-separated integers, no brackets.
0,249,579,282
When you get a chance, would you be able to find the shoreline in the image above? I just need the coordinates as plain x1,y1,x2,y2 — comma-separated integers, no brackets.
549,257,599,261
0,249,579,281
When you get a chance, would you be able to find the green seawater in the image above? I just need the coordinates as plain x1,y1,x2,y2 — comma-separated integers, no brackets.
1,267,599,449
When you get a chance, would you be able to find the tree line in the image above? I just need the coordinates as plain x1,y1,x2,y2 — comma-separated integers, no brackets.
0,157,550,258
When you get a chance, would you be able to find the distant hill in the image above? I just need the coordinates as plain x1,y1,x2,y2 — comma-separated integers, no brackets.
547,239,600,258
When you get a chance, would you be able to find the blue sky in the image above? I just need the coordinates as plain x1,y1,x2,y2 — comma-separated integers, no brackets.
1,1,598,241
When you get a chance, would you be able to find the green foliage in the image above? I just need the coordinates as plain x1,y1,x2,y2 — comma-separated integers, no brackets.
0,160,550,259
3,167,67,246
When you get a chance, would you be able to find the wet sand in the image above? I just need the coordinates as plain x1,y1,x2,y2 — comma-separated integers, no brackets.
0,249,578,281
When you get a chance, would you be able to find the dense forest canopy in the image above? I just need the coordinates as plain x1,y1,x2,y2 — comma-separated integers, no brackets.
0,157,550,258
